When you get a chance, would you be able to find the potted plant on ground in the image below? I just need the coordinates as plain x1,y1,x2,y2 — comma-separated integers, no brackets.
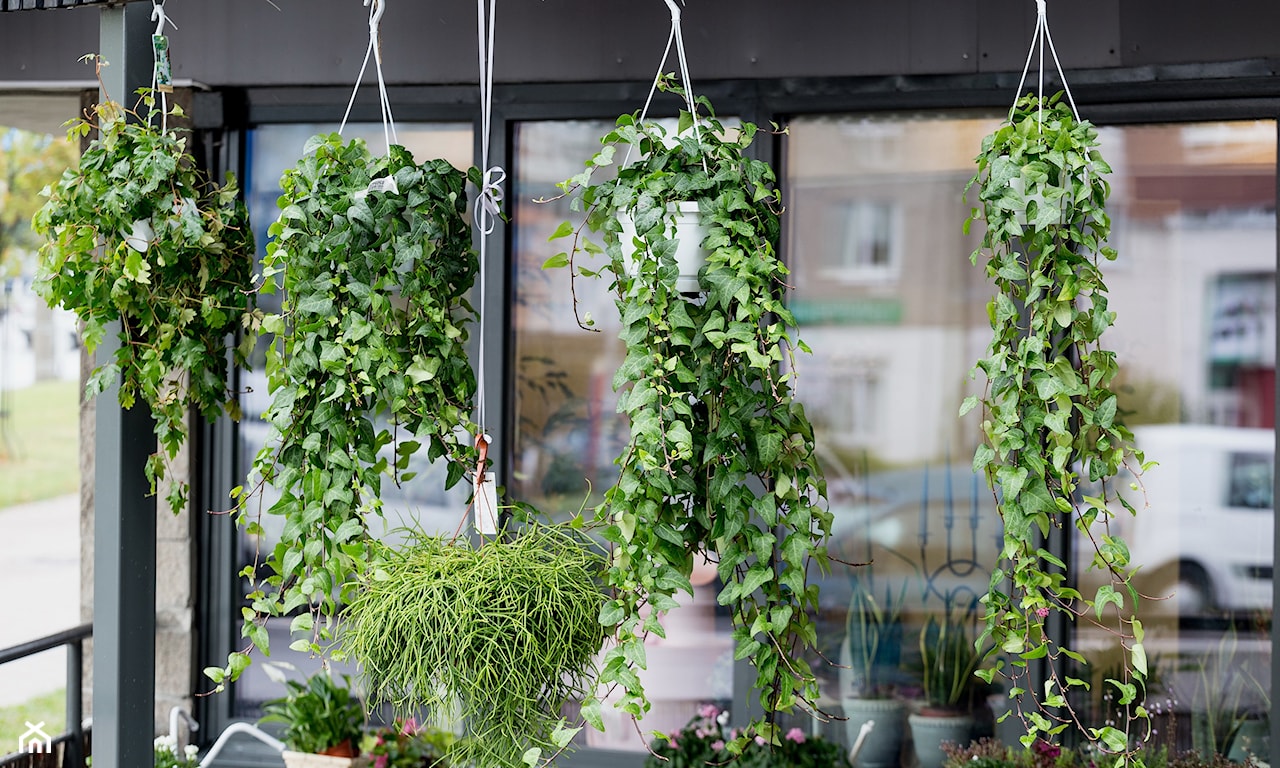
548,75,833,749
839,579,907,768
909,609,990,768
260,670,368,768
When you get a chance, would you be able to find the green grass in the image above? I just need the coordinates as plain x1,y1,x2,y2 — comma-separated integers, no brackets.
0,379,80,509
0,688,67,756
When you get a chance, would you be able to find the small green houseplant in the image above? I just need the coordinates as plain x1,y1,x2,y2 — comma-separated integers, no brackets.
33,67,257,516
839,581,907,768
341,523,608,768
963,92,1151,754
260,670,368,766
549,79,832,747
909,610,991,768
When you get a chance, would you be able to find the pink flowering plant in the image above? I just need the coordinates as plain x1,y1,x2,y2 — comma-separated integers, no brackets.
361,717,454,768
645,705,851,768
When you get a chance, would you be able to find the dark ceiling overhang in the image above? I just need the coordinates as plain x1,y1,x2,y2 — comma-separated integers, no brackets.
1,0,132,10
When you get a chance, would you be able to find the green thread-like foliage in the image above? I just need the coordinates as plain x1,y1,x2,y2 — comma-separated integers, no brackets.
551,81,832,746
341,524,608,768
32,89,257,516
963,93,1151,755
210,133,479,689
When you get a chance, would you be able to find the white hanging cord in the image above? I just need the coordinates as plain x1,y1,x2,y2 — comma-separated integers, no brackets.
339,0,399,154
149,0,175,131
472,0,503,442
1011,0,1081,126
625,0,702,168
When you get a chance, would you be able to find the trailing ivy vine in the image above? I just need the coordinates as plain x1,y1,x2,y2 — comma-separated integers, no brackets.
549,83,832,748
33,83,257,516
963,93,1152,755
207,133,479,688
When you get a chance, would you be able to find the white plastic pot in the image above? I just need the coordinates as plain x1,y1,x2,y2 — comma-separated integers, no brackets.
280,750,369,768
618,201,707,294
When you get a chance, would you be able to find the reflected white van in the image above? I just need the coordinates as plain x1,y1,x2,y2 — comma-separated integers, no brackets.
1089,424,1274,616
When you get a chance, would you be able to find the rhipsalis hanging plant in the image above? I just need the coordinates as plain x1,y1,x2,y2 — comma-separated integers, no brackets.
962,93,1153,755
207,133,480,689
342,522,608,768
548,81,832,747
33,79,257,516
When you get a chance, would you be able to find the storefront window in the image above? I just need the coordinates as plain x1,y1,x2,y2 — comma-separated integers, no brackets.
1070,120,1275,758
234,122,474,715
510,119,735,752
785,114,1275,762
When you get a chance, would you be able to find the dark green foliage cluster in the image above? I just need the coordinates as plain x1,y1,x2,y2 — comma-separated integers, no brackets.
963,94,1151,752
33,92,257,515
210,133,479,688
341,525,608,768
551,82,832,745
260,671,366,756
645,707,851,768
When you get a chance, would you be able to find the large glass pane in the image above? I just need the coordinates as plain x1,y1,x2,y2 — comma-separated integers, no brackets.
785,114,1006,760
786,114,1276,764
511,120,735,752
1070,121,1275,759
234,123,474,715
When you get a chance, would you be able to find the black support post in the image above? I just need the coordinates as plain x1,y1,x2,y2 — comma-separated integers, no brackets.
93,4,158,768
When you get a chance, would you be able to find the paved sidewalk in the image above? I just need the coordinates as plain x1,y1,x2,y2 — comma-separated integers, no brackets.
0,494,80,706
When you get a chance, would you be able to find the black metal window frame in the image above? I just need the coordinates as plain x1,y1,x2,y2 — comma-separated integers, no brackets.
193,63,1280,767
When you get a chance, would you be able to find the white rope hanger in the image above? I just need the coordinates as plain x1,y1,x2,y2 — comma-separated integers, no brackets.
471,0,503,535
1012,0,1081,127
339,0,398,155
624,0,703,169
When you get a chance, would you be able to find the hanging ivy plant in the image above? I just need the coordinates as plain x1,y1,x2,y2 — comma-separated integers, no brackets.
962,93,1152,754
32,84,257,516
342,522,608,768
207,133,480,688
548,81,832,748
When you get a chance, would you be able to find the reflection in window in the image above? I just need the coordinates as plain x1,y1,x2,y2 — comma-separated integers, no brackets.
510,119,735,753
786,115,1275,762
233,123,474,717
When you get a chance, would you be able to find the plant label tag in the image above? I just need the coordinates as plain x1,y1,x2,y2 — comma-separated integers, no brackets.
474,473,498,535
355,176,400,201
152,35,173,93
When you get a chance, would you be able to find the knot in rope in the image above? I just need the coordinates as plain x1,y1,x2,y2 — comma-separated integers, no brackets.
474,166,506,234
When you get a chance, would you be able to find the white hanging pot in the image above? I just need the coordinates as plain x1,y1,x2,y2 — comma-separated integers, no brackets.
618,201,707,294
124,218,155,253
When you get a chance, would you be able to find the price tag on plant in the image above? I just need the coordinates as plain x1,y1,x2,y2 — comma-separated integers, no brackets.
152,35,173,93
474,472,498,535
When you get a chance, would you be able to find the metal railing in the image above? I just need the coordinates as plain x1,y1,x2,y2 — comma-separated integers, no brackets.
0,624,92,768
